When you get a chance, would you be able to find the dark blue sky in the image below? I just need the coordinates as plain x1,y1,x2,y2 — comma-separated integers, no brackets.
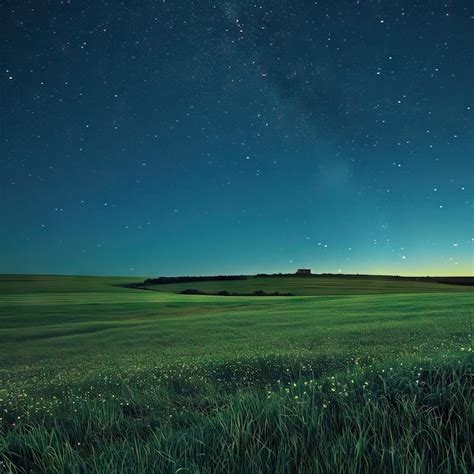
1,0,473,276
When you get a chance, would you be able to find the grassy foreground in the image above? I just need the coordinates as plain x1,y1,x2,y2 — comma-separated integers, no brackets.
0,275,472,472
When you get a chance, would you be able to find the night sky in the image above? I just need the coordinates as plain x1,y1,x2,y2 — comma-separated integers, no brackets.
1,1,473,276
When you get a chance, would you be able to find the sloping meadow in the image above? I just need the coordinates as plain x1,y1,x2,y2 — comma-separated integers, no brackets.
0,277,473,472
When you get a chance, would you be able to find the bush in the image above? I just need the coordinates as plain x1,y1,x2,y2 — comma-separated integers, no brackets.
179,289,207,295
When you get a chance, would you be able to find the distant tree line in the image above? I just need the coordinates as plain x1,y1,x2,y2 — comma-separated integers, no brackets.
143,275,248,285
414,276,474,286
253,273,474,285
139,274,473,288
179,289,295,297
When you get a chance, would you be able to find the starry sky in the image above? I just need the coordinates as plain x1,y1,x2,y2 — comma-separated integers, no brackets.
1,0,473,277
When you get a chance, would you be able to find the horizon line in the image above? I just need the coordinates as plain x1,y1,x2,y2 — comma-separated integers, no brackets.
1,272,473,279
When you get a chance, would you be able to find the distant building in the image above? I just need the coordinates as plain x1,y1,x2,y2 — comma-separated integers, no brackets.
296,268,312,275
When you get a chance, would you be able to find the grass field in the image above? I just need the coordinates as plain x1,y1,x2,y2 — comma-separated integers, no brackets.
0,274,472,472
144,274,474,295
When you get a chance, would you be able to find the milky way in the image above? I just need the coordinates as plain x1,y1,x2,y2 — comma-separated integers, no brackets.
1,1,473,276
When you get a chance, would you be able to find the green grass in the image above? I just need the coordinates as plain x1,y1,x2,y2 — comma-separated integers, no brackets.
144,275,474,296
0,275,472,472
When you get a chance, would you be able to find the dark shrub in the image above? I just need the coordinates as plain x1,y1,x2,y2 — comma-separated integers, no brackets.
180,289,206,295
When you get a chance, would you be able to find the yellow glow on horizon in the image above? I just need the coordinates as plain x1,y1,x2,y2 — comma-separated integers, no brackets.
311,262,473,277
